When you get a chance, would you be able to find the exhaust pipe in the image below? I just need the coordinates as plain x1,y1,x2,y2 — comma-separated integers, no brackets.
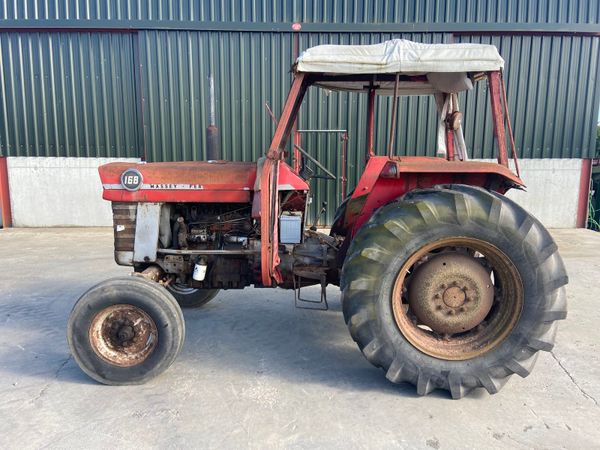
206,75,220,160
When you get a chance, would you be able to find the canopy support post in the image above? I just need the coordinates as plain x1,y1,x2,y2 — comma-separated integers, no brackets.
387,73,400,158
366,83,376,160
446,129,455,161
500,70,521,178
488,71,509,167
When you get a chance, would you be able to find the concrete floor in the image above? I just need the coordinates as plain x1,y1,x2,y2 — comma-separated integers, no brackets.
0,228,598,449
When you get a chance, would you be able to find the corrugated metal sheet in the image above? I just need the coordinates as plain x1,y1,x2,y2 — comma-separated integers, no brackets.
458,34,600,159
0,32,139,157
138,30,293,162
2,0,599,24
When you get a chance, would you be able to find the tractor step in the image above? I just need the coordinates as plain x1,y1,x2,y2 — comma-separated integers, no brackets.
293,268,328,310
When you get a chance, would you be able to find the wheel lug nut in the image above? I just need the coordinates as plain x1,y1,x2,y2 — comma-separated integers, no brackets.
440,284,447,289
433,293,440,299
447,310,456,316
436,305,443,310
459,307,466,312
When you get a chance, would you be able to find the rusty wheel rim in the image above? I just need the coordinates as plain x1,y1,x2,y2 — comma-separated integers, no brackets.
89,304,158,367
391,237,524,361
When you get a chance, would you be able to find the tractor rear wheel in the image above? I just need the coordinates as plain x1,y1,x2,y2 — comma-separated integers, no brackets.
67,276,185,385
167,284,219,308
341,185,567,398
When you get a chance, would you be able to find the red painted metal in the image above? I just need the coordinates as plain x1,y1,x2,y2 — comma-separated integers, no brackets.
260,158,277,285
367,87,376,159
0,157,12,228
261,73,309,285
267,73,308,159
576,159,592,228
446,129,455,161
98,160,307,204
99,161,257,202
343,156,524,236
107,190,252,203
277,163,309,191
349,156,390,199
488,71,509,167
383,157,523,184
500,71,521,178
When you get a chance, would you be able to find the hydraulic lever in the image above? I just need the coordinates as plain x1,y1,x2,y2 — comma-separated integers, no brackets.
310,201,327,231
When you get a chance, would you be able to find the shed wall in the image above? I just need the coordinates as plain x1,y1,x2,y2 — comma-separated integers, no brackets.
0,1,598,225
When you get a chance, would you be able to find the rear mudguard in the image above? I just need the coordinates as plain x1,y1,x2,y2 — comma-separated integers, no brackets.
331,156,524,239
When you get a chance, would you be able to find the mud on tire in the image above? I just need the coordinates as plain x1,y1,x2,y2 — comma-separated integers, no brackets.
340,184,568,398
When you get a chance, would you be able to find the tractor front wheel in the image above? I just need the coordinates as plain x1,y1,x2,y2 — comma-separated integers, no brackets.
67,276,185,385
341,185,567,398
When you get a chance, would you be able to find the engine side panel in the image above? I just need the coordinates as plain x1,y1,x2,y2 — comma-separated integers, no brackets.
133,203,162,263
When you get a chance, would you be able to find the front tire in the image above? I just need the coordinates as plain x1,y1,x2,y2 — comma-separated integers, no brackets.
167,284,219,308
341,185,568,398
67,276,185,385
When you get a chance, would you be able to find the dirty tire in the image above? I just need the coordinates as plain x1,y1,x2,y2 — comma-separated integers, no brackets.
67,276,185,385
341,184,568,398
167,285,219,309
331,189,354,237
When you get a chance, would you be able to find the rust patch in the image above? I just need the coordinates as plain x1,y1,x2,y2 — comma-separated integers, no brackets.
89,304,158,367
407,252,494,335
392,237,523,361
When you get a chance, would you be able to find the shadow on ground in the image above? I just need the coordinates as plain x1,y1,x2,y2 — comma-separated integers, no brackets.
1,277,445,397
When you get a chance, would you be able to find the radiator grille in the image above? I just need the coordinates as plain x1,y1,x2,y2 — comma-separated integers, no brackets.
112,202,137,265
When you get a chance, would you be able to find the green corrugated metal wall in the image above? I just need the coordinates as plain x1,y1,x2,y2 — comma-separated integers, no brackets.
0,32,140,157
1,0,599,25
1,1,600,224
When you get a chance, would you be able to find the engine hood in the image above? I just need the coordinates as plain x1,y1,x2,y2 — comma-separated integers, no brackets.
99,160,308,203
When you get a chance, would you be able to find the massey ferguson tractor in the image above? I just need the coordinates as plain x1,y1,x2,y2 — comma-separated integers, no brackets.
67,39,567,398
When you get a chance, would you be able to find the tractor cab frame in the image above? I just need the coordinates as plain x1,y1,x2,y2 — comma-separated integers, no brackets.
258,45,523,287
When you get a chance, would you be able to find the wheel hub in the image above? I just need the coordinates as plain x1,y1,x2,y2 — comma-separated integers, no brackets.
442,286,466,308
407,252,494,335
89,304,158,367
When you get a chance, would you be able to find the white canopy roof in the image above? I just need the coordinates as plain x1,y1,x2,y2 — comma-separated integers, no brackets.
295,39,504,74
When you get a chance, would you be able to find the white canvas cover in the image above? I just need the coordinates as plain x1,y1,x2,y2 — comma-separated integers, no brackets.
296,39,504,74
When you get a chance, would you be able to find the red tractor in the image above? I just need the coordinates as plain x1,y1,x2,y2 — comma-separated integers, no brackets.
67,40,567,398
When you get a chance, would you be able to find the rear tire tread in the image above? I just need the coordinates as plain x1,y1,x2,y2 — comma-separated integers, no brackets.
416,370,435,396
341,184,567,398
505,353,539,378
362,338,385,364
